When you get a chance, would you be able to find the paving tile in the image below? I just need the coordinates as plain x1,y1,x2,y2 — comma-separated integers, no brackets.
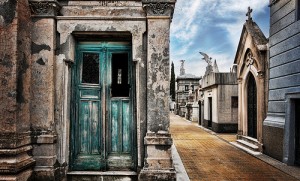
170,113,299,181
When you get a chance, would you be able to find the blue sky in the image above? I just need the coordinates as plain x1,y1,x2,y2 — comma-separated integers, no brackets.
170,0,270,76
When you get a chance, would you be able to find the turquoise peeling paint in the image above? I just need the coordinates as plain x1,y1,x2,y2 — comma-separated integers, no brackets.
70,42,133,171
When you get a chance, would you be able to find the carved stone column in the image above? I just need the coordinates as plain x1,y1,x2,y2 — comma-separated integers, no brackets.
28,0,61,180
237,78,243,138
139,1,176,180
0,0,35,180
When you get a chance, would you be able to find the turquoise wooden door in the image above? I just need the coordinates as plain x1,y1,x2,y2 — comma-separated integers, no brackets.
71,42,134,171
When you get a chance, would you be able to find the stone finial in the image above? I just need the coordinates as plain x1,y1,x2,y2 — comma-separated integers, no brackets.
246,6,253,22
213,59,219,73
180,60,185,75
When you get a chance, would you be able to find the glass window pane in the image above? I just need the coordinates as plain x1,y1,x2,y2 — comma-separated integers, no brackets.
82,53,99,84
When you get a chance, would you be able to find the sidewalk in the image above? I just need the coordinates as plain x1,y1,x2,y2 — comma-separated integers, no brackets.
170,113,299,181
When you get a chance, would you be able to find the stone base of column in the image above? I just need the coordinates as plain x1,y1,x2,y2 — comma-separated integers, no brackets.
138,133,176,181
0,169,33,181
31,132,60,181
0,133,35,181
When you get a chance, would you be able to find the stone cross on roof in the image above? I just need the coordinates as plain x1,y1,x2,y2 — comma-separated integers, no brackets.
246,6,253,21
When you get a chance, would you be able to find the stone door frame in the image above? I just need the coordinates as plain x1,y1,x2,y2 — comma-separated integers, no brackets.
238,49,265,145
55,19,146,171
283,92,300,165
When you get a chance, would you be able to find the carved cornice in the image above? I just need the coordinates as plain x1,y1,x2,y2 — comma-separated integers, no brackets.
143,1,175,17
29,1,61,17
268,0,280,7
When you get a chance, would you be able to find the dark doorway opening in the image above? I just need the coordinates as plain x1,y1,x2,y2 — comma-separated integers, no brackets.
208,97,212,128
111,53,130,97
295,99,300,165
247,74,257,139
198,100,201,126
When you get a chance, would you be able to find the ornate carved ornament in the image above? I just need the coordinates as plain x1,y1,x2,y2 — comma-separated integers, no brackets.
29,1,61,16
143,2,174,16
257,70,264,79
246,51,255,67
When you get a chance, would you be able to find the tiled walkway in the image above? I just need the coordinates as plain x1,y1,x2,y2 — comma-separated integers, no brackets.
170,113,299,181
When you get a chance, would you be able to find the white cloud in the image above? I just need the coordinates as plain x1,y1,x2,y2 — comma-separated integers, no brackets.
171,0,269,77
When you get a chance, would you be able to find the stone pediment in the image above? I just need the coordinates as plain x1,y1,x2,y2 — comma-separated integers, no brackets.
234,20,268,65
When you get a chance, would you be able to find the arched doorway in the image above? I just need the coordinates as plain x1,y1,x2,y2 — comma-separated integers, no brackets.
247,73,257,138
198,100,201,126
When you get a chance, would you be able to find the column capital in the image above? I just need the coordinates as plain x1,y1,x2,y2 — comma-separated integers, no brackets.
142,0,176,18
29,0,61,17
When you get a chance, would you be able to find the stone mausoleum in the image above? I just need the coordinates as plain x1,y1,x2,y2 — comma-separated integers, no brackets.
200,57,238,133
0,0,176,180
234,11,269,153
175,60,201,119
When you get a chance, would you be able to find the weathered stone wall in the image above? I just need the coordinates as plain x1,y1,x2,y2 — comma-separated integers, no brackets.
55,1,152,180
202,72,237,88
265,0,300,163
201,72,238,133
217,84,238,124
203,86,217,124
139,0,176,180
31,17,58,180
1,0,176,180
0,0,34,180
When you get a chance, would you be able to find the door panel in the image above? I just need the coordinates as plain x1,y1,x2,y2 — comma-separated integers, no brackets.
71,43,134,171
72,51,104,170
122,100,131,152
109,99,131,154
107,51,133,170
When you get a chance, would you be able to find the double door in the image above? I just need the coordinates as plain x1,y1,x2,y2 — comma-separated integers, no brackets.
70,42,134,171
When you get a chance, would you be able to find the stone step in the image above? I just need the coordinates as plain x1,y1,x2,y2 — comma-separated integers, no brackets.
236,139,259,152
230,141,262,156
240,136,259,145
67,171,138,181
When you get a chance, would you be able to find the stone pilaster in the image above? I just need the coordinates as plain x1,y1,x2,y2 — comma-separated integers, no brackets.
139,1,176,180
29,1,61,180
0,0,35,180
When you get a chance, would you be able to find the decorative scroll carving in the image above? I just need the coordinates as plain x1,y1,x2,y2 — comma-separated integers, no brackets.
29,1,61,16
143,2,174,16
149,3,169,15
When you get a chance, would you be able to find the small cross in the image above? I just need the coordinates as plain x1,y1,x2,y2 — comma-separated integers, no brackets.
246,6,253,21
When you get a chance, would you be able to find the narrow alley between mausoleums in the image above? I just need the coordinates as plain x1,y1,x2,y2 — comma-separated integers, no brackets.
170,113,300,181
